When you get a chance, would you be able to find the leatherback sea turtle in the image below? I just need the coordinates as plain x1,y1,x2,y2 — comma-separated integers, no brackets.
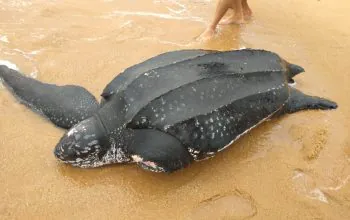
0,49,337,173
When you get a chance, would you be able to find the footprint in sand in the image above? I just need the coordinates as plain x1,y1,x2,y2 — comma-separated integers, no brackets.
289,125,329,161
289,124,307,143
292,169,329,203
300,127,329,160
189,190,257,220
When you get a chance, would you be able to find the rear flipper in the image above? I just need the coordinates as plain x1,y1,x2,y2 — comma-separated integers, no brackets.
0,65,99,129
284,87,338,113
128,129,193,173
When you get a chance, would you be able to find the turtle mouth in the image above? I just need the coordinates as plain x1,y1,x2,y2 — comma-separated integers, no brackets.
54,144,104,168
53,129,107,168
54,147,110,168
53,137,125,168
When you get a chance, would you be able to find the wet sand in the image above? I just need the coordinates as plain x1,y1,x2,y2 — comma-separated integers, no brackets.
0,0,349,219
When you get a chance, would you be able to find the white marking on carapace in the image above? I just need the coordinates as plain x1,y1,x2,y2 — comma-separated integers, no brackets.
217,104,285,153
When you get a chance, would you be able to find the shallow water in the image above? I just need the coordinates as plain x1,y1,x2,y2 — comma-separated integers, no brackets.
0,0,349,219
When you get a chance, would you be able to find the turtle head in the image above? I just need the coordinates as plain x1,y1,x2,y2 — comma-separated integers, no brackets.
54,116,110,168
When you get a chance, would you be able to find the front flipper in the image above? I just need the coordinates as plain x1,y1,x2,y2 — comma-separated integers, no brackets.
128,129,193,173
0,65,99,129
284,87,338,113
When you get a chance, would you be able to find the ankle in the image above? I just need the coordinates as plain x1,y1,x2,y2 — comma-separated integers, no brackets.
207,24,217,31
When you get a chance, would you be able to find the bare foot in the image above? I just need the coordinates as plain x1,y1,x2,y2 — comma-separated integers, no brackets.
219,15,245,25
197,27,216,41
243,9,252,20
219,15,235,25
